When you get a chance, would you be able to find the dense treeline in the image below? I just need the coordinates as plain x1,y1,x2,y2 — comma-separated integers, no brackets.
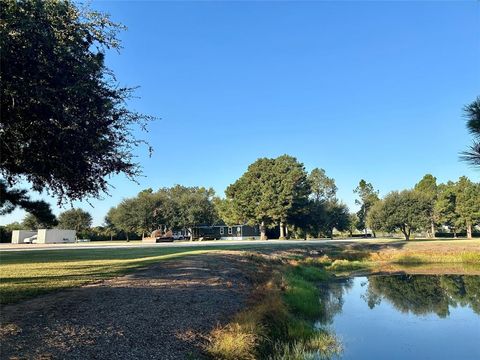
1,158,479,242
101,156,479,240
105,186,219,240
367,175,480,240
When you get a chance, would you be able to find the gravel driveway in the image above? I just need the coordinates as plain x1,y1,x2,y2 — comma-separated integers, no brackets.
0,253,253,360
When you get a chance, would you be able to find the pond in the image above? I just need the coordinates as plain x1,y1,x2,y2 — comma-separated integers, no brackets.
316,275,480,360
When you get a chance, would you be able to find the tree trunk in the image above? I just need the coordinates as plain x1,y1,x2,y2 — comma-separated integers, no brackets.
260,221,267,240
373,231,376,238
189,227,193,241
110,234,113,241
401,225,410,241
142,231,145,240
285,224,289,239
126,233,129,242
466,221,473,239
431,221,436,239
279,222,285,239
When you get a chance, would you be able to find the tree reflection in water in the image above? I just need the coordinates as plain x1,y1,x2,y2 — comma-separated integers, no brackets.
317,275,480,323
365,275,480,317
317,278,354,325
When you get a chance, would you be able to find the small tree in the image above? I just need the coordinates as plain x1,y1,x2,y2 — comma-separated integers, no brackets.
366,201,384,238
455,177,480,239
348,213,360,237
377,190,430,240
167,185,218,240
106,200,139,241
57,208,92,237
435,182,462,237
308,168,337,202
354,180,380,236
322,201,350,239
414,174,438,238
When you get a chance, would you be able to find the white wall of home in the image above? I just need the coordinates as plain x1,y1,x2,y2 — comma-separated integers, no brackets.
37,229,76,243
11,230,37,244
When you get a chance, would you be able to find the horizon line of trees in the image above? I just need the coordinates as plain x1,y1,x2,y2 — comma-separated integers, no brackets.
1,159,479,242
365,175,480,240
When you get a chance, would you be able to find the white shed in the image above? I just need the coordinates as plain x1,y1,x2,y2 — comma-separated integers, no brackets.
36,229,76,244
11,230,37,244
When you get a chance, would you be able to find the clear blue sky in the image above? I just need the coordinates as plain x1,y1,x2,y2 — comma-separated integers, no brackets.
3,1,480,226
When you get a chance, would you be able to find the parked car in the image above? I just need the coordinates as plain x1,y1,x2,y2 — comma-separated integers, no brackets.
24,234,38,244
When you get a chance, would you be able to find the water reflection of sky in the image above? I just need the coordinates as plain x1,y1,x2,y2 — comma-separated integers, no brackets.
321,276,480,360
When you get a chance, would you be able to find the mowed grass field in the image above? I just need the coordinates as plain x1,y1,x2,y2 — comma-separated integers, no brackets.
0,246,236,304
1,240,479,305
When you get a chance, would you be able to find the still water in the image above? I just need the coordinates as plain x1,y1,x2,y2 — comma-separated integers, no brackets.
316,275,480,360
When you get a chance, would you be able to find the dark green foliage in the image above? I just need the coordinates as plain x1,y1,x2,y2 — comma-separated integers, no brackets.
223,155,311,238
434,177,480,238
308,168,337,202
57,208,92,235
0,222,22,243
354,180,379,235
0,0,153,210
455,176,480,238
434,181,461,235
414,174,438,237
0,181,57,225
369,190,431,240
107,186,218,238
461,96,480,166
322,201,350,239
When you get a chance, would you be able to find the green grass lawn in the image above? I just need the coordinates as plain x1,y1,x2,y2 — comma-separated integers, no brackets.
0,246,246,304
1,239,479,305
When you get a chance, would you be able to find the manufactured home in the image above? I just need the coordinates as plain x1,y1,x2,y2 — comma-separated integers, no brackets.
191,225,260,240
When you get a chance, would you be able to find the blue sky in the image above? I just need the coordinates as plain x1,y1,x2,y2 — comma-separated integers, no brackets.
3,1,480,226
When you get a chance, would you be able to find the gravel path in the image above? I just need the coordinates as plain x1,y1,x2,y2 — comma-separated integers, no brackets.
0,253,253,360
